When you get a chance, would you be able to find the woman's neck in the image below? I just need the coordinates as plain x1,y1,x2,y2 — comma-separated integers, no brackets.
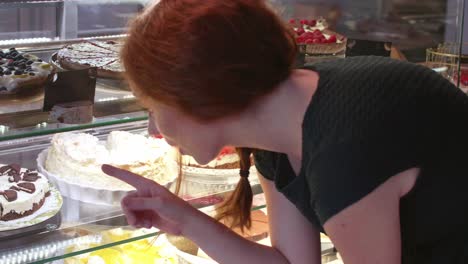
224,69,319,158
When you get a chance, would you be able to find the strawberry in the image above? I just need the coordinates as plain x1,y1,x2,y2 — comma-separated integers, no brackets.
289,19,296,24
305,39,315,44
219,146,236,156
308,19,317,27
327,35,337,43
300,19,308,25
296,28,305,36
296,36,306,43
461,70,468,86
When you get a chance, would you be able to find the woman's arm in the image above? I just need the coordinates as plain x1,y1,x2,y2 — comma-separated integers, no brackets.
323,168,418,264
102,165,321,264
186,173,321,264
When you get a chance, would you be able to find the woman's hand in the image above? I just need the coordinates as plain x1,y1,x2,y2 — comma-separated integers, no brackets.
102,164,203,236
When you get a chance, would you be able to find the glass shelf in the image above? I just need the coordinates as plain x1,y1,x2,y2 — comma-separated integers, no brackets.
0,190,266,264
0,41,148,142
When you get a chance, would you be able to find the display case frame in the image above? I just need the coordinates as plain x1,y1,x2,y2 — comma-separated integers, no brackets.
0,0,467,263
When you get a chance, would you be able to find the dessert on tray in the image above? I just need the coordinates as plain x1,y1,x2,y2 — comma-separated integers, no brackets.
289,18,346,55
182,147,240,169
38,131,177,205
0,164,50,221
44,131,175,190
176,147,259,197
55,40,123,79
0,48,53,94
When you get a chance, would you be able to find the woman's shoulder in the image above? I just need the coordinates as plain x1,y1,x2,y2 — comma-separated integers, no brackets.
300,56,462,156
253,149,281,181
305,56,436,84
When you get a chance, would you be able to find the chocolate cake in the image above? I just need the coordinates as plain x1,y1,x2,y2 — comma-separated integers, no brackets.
56,40,124,79
0,164,50,221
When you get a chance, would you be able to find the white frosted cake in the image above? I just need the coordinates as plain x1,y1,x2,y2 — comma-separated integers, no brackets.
0,164,50,221
0,47,53,94
45,131,174,190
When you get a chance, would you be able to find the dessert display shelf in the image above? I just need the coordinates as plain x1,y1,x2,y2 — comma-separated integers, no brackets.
0,122,269,264
0,39,134,118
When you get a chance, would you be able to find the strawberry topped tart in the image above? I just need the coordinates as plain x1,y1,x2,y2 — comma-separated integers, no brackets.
289,18,346,54
182,147,240,169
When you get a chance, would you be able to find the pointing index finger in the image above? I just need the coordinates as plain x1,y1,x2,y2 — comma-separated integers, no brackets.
101,164,150,191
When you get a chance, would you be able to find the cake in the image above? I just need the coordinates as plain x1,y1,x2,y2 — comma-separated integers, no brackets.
56,40,123,79
0,48,53,94
290,18,346,54
182,147,240,169
44,131,175,190
177,146,258,197
0,164,50,221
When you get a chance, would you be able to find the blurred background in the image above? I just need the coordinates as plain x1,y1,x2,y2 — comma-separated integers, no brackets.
0,0,466,61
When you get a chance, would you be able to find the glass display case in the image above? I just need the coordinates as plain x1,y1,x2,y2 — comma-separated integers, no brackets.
0,0,466,263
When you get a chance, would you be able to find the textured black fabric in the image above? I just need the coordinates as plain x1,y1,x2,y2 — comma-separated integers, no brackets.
254,56,468,263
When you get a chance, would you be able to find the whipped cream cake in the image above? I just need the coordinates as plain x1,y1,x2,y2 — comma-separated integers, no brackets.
0,164,50,221
0,48,53,94
56,40,123,79
45,131,174,190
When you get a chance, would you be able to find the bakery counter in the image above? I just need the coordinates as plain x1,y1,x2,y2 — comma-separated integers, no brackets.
0,39,147,142
0,120,269,263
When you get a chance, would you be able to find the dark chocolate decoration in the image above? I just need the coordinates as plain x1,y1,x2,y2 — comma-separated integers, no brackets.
8,173,21,183
23,172,40,182
0,165,10,174
10,164,20,173
1,190,17,202
16,182,36,194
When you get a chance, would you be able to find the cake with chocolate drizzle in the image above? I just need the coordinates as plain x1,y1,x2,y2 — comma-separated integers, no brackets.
56,40,123,79
0,164,50,221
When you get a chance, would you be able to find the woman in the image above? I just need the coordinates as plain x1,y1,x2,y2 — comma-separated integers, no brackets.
102,0,468,263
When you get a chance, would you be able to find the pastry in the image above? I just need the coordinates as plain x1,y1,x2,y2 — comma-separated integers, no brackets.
44,131,175,190
290,18,346,54
56,40,123,79
0,164,50,221
182,147,240,169
0,48,53,94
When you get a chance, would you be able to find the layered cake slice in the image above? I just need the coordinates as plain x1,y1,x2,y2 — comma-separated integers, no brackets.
0,48,53,94
0,164,50,221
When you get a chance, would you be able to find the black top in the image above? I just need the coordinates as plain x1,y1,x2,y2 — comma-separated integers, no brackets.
254,56,468,263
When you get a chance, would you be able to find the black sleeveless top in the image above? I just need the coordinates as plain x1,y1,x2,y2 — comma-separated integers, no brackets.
254,56,468,263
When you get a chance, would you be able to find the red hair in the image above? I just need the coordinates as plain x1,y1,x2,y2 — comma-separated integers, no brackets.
122,0,297,121
122,0,297,229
